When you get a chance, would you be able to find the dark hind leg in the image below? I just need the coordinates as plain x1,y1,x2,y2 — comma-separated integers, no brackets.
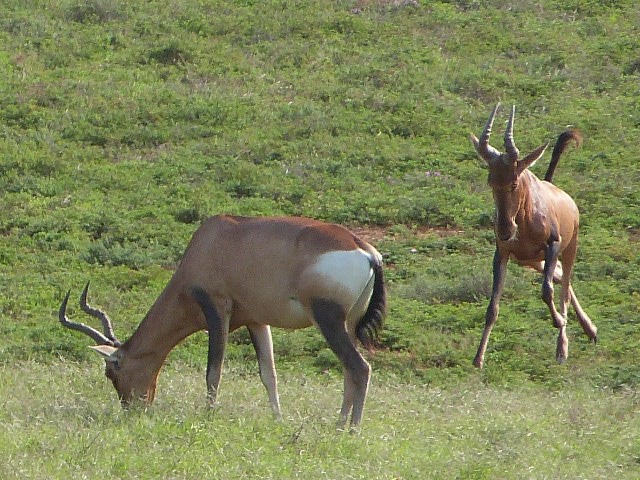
542,240,570,363
559,236,598,342
566,285,598,342
523,251,598,343
312,299,371,428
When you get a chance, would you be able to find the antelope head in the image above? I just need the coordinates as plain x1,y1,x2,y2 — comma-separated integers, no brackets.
58,282,158,406
469,103,549,242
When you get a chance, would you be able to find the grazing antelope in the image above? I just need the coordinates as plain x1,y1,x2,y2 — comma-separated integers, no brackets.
59,215,386,428
469,103,597,368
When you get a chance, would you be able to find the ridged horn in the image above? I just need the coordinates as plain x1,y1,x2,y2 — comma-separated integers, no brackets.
504,104,519,164
471,103,502,164
58,283,121,347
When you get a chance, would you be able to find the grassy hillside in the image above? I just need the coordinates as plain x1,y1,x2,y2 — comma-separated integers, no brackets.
1,0,640,478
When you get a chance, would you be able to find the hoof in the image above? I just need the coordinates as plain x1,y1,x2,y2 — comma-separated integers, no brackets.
338,421,361,435
556,344,568,364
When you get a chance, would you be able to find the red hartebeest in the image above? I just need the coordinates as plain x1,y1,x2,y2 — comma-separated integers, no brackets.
59,215,386,428
469,103,597,368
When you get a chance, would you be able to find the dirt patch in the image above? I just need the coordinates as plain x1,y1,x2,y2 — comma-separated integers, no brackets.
627,227,640,243
347,224,463,244
347,225,389,244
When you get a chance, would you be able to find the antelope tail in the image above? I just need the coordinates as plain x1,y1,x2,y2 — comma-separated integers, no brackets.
544,128,583,183
356,260,387,352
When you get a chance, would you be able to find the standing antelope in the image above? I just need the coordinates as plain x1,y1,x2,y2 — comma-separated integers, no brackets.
469,103,597,368
59,215,386,428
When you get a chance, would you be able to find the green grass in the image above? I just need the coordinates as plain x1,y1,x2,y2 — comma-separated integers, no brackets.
2,0,640,477
2,361,639,479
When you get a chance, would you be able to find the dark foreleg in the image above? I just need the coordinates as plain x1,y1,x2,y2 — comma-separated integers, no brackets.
192,287,230,405
474,248,508,368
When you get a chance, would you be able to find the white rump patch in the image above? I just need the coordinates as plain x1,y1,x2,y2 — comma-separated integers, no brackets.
310,249,373,301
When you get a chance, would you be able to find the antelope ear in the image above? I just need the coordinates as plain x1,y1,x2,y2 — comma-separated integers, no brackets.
469,133,502,165
468,133,487,157
469,133,480,150
89,345,119,363
469,134,489,165
517,142,549,174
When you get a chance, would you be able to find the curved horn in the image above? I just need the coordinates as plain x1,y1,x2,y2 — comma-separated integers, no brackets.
79,281,120,346
504,104,519,163
59,290,117,346
471,103,502,163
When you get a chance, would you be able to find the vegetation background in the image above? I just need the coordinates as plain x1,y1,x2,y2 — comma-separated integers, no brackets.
1,0,639,478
